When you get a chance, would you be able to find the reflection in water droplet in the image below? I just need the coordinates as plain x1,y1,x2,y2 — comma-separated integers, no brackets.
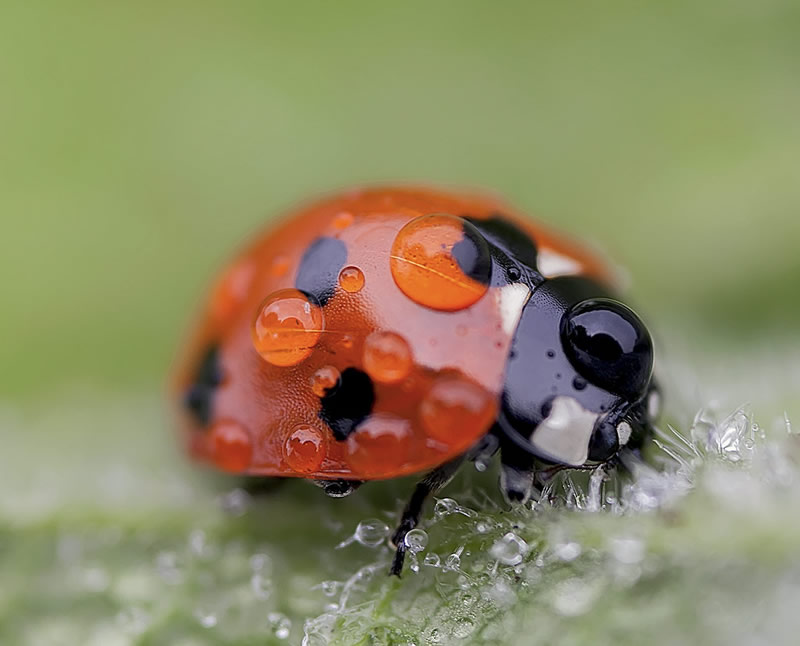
424,553,441,568
251,289,324,367
362,330,413,384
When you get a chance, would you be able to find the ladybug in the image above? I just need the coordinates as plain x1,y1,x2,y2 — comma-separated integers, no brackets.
173,186,659,575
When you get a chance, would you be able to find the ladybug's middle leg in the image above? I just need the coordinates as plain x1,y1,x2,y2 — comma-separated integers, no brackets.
389,455,465,577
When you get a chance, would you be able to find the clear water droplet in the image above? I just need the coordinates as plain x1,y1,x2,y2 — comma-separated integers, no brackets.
251,572,271,600
424,553,441,567
444,553,461,570
553,541,582,562
219,487,251,516
268,612,291,640
404,529,428,553
319,580,340,597
609,536,645,564
194,609,218,628
250,552,271,573
354,518,389,547
434,498,458,517
490,532,529,566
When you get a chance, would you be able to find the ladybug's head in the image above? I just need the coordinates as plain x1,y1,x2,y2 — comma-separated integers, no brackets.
497,276,657,467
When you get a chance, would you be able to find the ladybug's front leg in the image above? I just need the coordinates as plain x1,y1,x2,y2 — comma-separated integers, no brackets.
389,456,465,576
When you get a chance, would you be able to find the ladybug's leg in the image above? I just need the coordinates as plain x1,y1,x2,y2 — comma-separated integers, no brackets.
389,456,465,577
498,433,537,505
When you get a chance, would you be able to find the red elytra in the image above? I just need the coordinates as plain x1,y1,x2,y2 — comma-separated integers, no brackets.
172,186,617,481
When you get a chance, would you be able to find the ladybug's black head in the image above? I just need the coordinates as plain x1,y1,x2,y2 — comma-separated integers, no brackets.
497,276,657,467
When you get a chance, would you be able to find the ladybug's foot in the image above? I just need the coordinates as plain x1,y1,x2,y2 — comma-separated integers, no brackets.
389,456,465,577
500,462,536,504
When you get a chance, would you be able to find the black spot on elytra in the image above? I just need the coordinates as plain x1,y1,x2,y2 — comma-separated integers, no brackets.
319,367,375,441
183,345,222,426
295,237,348,306
451,219,492,285
465,214,538,273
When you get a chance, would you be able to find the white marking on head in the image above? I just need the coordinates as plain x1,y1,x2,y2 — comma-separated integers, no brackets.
497,283,531,336
529,396,599,466
616,421,633,446
537,248,582,278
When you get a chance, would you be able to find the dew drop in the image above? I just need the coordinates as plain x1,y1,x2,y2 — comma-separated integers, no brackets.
270,255,290,277
546,350,556,359
208,420,253,473
347,414,412,476
319,580,340,597
194,609,218,629
420,376,496,444
423,553,441,567
390,214,490,311
332,211,355,230
338,266,365,293
251,572,271,600
553,541,582,562
354,518,390,547
219,487,251,517
310,365,340,397
434,497,458,517
490,532,529,566
573,376,587,391
283,424,327,474
251,289,324,367
404,529,429,553
362,331,413,384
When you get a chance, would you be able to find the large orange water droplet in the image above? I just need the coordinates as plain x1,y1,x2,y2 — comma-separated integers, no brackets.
208,420,253,473
347,414,412,476
283,424,327,474
362,330,413,384
390,214,491,311
310,365,340,397
251,289,324,367
338,266,365,293
419,375,497,445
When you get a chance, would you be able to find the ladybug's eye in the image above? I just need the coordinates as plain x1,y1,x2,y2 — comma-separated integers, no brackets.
560,298,653,398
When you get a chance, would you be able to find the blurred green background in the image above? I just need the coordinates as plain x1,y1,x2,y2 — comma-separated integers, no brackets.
2,1,800,644
3,0,799,401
